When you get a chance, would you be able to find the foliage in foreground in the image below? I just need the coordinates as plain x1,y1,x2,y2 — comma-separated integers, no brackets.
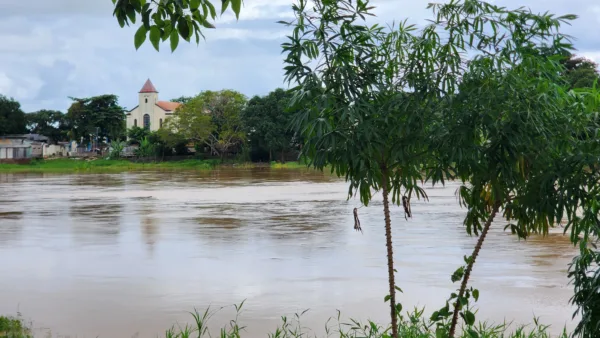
0,315,31,338
1,304,568,338
282,0,600,336
161,304,568,338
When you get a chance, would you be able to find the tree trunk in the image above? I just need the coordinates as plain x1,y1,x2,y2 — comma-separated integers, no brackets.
381,169,398,338
269,149,272,162
281,149,285,163
448,203,500,338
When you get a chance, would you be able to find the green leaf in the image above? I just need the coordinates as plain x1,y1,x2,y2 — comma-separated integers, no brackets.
384,295,391,302
221,0,230,14
464,311,476,326
170,28,180,52
231,0,241,19
126,6,136,24
467,329,479,338
162,22,172,41
394,285,403,293
395,303,402,314
142,8,151,28
149,26,161,51
206,1,217,19
473,289,479,302
134,25,147,50
190,0,201,10
201,19,215,29
451,266,465,283
117,13,126,28
178,18,190,40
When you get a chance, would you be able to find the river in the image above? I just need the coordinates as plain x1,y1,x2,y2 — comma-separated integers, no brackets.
0,169,576,337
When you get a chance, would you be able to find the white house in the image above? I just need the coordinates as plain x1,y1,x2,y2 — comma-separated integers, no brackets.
126,79,181,132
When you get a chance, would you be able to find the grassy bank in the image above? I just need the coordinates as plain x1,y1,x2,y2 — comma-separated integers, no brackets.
0,308,568,338
0,159,311,173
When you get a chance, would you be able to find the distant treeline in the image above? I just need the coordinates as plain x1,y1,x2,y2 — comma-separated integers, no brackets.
0,53,598,162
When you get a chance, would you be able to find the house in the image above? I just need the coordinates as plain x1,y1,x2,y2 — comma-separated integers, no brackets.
0,138,32,162
125,79,182,132
0,134,50,160
43,143,68,158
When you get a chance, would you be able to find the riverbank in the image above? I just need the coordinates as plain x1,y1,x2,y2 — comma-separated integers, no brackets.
0,158,309,173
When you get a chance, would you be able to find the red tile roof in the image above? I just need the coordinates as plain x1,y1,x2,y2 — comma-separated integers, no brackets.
139,79,158,93
156,101,181,111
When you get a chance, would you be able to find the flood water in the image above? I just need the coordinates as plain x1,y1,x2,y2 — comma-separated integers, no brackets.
0,169,577,337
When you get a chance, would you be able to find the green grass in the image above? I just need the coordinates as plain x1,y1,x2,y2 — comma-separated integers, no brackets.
0,158,233,173
164,304,569,338
0,159,322,173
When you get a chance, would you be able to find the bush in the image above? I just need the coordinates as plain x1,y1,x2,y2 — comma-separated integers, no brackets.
0,315,32,338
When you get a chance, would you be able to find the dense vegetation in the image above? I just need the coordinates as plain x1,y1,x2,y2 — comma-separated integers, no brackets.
280,0,600,337
0,88,299,162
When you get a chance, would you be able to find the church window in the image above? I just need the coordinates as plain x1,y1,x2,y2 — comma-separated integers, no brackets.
134,119,137,127
143,114,150,130
159,119,163,128
145,98,148,103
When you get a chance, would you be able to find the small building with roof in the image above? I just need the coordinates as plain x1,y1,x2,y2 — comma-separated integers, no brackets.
125,79,182,132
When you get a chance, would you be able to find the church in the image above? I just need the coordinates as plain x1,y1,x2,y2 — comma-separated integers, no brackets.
126,79,182,132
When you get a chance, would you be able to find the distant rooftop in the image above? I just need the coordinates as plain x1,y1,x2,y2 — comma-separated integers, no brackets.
1,134,49,142
156,101,181,112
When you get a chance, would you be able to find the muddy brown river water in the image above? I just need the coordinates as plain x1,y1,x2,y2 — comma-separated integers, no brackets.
0,169,577,337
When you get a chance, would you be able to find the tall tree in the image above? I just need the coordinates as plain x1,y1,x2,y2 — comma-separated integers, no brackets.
241,88,297,162
0,95,26,135
65,95,126,143
539,47,600,89
164,89,246,157
26,110,67,143
282,1,586,337
113,0,242,52
563,55,600,89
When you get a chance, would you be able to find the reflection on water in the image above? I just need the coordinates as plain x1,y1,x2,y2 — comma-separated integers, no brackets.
0,170,577,337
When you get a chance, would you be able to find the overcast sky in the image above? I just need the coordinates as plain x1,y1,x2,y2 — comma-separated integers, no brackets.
0,0,599,113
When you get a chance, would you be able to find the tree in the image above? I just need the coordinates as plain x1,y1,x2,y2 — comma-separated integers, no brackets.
135,136,155,157
563,55,600,89
0,95,26,135
26,110,67,143
155,128,189,157
241,88,298,162
282,1,588,337
65,95,126,143
113,0,242,52
539,48,600,89
164,89,246,157
127,126,151,144
171,96,194,105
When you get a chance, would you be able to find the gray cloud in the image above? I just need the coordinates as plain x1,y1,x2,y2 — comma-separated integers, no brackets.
0,0,598,113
